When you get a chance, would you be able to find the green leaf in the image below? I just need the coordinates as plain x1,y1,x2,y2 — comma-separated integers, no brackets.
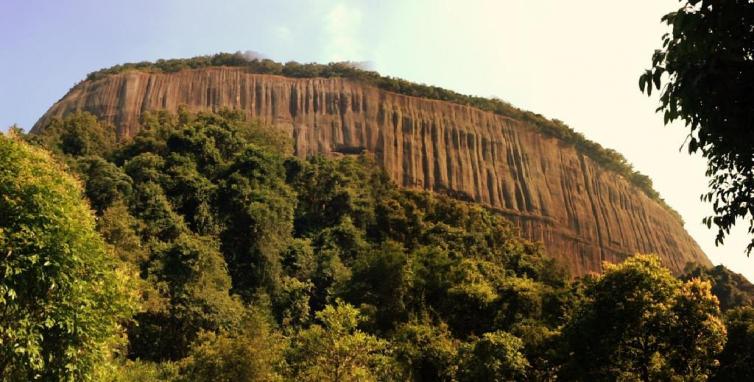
689,138,698,153
653,68,664,89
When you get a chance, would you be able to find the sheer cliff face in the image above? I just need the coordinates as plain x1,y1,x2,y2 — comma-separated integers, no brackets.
33,67,711,275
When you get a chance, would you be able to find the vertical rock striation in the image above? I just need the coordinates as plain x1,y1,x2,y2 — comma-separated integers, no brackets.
33,67,711,275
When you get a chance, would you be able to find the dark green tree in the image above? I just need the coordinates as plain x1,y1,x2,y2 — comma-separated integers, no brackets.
32,111,117,157
344,240,411,332
640,0,754,253
713,306,754,381
76,156,133,212
391,320,459,382
129,234,244,361
509,320,561,381
218,146,295,298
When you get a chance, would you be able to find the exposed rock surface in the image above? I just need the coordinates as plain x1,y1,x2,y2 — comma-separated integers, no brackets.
33,67,711,275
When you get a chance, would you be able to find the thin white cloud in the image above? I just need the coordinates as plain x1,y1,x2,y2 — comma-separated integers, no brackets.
273,25,292,42
322,2,363,62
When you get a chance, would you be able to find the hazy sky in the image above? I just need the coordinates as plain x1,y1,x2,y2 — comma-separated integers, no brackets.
2,0,752,279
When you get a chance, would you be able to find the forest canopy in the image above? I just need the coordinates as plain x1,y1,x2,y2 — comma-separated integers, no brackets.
5,109,751,381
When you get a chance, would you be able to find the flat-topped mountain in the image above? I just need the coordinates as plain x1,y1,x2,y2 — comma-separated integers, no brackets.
32,62,710,275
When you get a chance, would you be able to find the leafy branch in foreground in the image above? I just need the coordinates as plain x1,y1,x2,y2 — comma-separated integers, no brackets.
0,132,138,381
640,0,754,253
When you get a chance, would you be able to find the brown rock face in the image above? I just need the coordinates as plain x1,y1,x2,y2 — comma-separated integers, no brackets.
33,67,711,275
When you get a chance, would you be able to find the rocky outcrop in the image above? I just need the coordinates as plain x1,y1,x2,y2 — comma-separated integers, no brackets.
33,67,711,275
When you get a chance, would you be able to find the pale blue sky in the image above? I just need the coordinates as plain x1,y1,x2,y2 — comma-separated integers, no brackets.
2,0,752,279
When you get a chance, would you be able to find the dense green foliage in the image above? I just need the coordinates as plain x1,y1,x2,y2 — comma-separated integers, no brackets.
640,0,754,253
286,300,391,381
561,255,726,381
456,331,530,381
0,133,137,381
713,306,754,381
83,52,681,219
38,109,572,380
683,263,754,311
17,110,753,380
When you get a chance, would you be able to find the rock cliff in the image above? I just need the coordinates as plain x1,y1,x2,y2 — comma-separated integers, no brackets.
33,67,711,275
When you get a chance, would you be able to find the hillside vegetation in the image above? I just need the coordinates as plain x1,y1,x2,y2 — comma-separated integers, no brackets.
83,52,680,221
0,131,136,381
1,110,750,380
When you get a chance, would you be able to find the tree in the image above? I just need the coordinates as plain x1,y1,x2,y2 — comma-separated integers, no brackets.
682,263,754,311
456,331,530,382
391,320,460,382
289,155,382,237
344,240,411,333
178,307,286,382
218,146,295,298
0,133,137,380
286,300,391,382
76,156,133,213
668,278,727,379
32,111,117,157
509,320,561,381
713,307,754,381
560,255,725,381
640,0,754,253
128,233,244,361
97,201,147,265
